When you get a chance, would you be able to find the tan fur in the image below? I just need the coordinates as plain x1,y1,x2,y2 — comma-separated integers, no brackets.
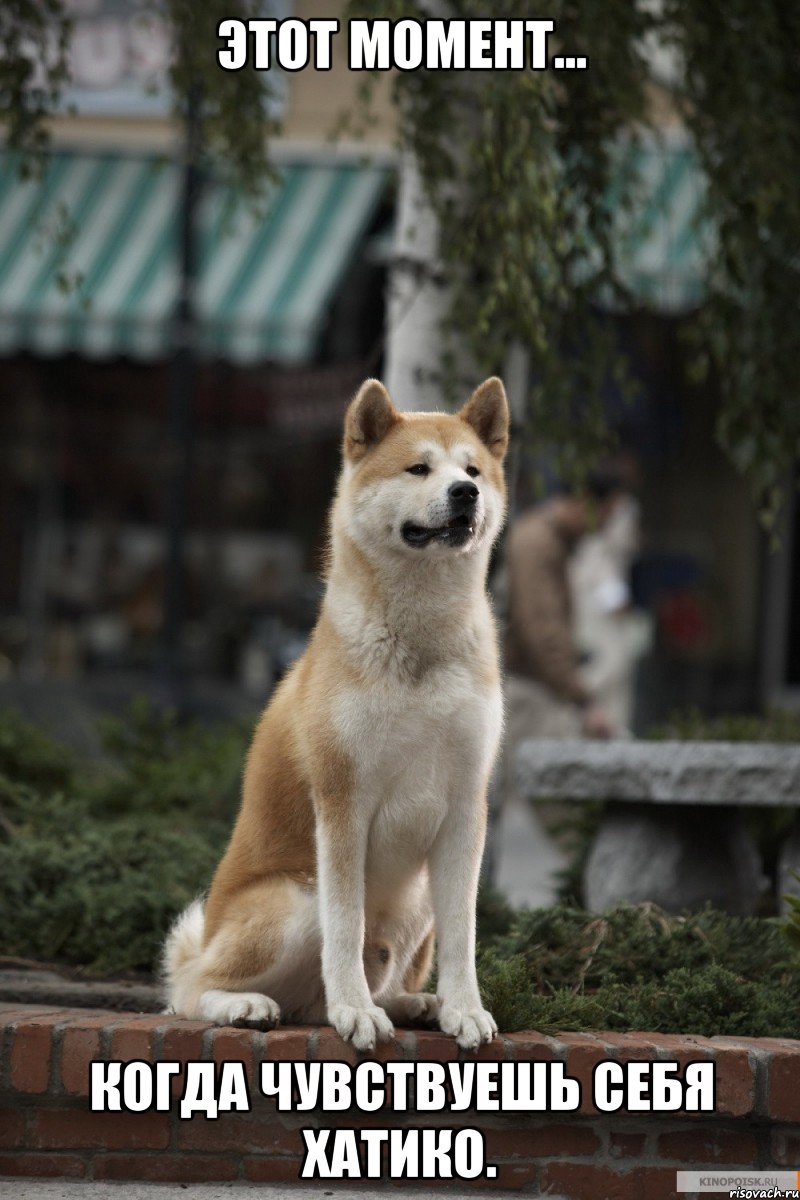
163,377,509,1050
404,927,436,993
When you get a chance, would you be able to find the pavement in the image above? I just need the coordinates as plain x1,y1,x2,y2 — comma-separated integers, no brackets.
0,1184,536,1199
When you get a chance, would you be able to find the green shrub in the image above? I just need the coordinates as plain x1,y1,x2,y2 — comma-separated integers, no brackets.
475,902,800,1037
0,701,246,975
648,707,800,743
90,697,248,820
493,903,794,990
0,707,74,791
0,815,225,974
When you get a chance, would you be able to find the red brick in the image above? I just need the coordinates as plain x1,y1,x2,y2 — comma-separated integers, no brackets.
771,1127,800,1166
595,1032,661,1055
540,1163,643,1200
60,1020,111,1096
176,1111,303,1155
608,1131,647,1159
713,1047,756,1118
714,1035,799,1054
159,1021,209,1097
10,1015,64,1093
505,1032,557,1061
0,1005,63,1023
486,1124,601,1159
462,1035,505,1062
651,1033,714,1055
641,1166,683,1200
315,1028,358,1063
109,1021,161,1065
160,1020,211,1057
263,1028,310,1060
0,1152,86,1178
768,1046,800,1123
0,1107,25,1148
311,1026,408,1066
638,1038,719,1124
94,1153,239,1182
211,1027,258,1091
370,1032,409,1062
480,1161,538,1190
110,1014,170,1029
656,1036,754,1118
413,1030,459,1061
559,1033,610,1116
53,1008,123,1023
244,1156,311,1183
30,1107,169,1151
657,1127,757,1165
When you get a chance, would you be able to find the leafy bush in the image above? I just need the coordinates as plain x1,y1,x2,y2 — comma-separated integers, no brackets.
0,816,224,974
0,708,74,791
785,873,800,954
89,697,248,819
648,707,800,744
476,897,800,1038
0,700,247,974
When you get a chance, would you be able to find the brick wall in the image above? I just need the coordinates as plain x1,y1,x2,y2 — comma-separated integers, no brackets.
1,1003,799,1197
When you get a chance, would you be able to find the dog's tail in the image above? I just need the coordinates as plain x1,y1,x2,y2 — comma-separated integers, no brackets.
161,897,206,1014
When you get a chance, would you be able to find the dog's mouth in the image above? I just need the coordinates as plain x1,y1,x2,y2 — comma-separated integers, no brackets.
401,513,477,548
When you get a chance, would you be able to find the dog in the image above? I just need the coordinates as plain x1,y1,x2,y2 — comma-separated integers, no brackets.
163,376,509,1051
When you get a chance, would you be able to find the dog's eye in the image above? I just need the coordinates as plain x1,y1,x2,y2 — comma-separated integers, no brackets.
406,463,430,476
466,465,480,478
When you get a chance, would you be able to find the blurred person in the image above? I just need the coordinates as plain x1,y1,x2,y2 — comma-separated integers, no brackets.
504,469,627,743
570,473,653,733
489,469,628,908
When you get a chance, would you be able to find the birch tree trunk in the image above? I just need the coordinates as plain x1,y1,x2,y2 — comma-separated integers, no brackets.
383,150,452,412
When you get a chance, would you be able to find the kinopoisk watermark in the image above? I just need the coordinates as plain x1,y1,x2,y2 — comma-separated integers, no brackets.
676,1170,800,1197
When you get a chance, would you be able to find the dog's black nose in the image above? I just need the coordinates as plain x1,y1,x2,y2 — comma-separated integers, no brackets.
448,480,479,508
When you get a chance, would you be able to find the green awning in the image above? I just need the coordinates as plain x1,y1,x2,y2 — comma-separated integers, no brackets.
612,133,711,312
0,151,389,363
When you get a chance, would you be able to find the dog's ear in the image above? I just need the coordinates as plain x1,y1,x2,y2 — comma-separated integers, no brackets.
459,377,509,460
344,379,400,462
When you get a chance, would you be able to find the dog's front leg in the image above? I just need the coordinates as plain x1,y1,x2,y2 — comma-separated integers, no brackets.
428,795,497,1050
316,809,394,1052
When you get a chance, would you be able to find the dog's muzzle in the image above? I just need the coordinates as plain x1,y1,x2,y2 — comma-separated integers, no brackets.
401,482,480,548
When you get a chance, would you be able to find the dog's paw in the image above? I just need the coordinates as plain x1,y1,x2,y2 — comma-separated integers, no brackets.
329,1003,394,1052
384,992,440,1025
199,989,281,1029
438,1002,497,1050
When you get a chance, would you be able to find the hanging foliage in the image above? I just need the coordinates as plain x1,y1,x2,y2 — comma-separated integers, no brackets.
347,0,655,484
1,0,278,193
348,1,800,515
1,0,72,167
662,0,800,527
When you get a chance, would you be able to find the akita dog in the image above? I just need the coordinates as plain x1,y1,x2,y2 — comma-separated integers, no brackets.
163,376,509,1050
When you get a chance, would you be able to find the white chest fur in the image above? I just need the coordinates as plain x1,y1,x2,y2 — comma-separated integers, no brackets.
331,660,502,889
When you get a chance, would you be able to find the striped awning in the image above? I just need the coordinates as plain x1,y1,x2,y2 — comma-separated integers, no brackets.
0,151,389,363
611,133,711,312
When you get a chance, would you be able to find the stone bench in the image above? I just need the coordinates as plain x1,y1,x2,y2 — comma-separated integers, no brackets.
516,740,800,914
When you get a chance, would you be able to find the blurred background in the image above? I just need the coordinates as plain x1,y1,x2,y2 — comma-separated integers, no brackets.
1,1,800,1004
0,1,797,741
